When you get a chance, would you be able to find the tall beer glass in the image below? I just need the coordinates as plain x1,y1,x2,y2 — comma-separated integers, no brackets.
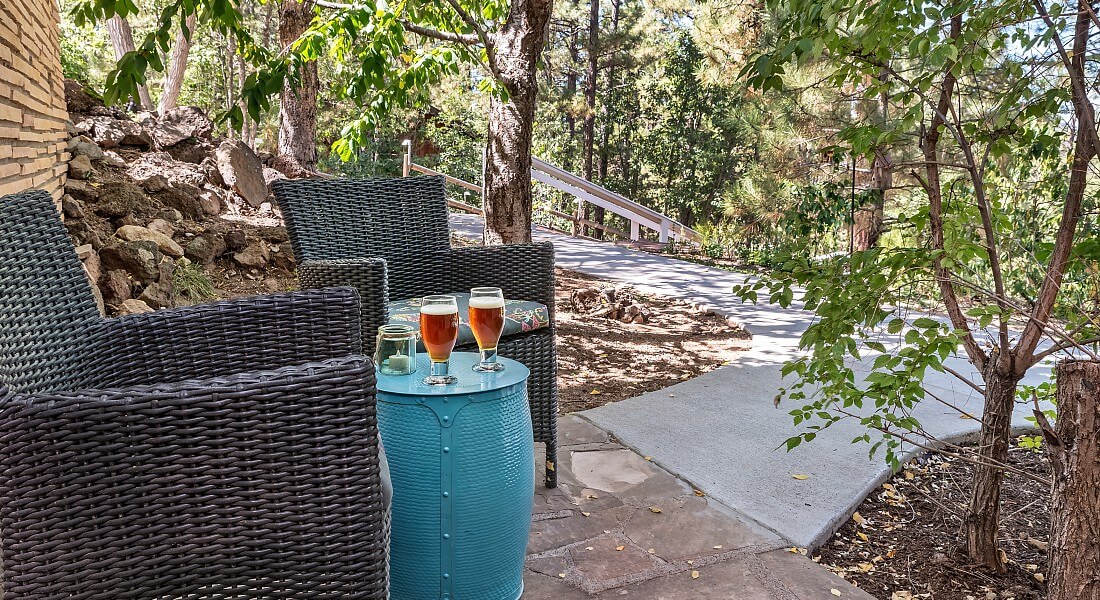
420,295,460,385
469,287,506,372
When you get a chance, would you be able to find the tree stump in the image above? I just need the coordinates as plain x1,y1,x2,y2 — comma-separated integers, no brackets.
1043,360,1100,600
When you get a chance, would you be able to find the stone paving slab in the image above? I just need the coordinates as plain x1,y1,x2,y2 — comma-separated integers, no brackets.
523,415,875,599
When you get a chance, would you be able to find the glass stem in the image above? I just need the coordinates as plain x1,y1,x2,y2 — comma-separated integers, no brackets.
480,348,498,365
431,360,450,378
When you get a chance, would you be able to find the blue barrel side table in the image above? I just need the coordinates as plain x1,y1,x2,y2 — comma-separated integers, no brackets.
377,352,535,600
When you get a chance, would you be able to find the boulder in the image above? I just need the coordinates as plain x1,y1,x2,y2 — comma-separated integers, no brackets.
271,242,296,271
199,189,222,216
262,167,287,186
100,269,133,305
115,224,185,259
146,218,176,237
68,154,94,180
66,135,105,161
216,140,268,208
64,219,104,249
257,226,290,244
78,116,152,148
100,150,127,168
118,299,154,315
138,282,174,309
159,208,184,223
140,174,169,193
64,179,98,203
94,182,147,218
232,242,270,269
127,152,206,188
154,183,204,220
99,239,163,283
201,157,225,186
61,195,84,219
185,233,227,265
223,229,247,252
163,106,213,139
166,138,214,164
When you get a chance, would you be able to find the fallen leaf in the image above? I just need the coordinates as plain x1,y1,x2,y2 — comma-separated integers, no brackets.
647,548,655,553
581,512,591,517
856,532,869,542
586,493,599,499
558,573,565,579
792,474,810,480
831,589,842,597
585,546,594,551
589,389,602,395
788,547,800,553
1025,564,1038,572
857,562,874,573
852,512,865,525
649,507,662,514
891,592,914,600
694,489,705,497
644,456,653,461
904,471,914,480
886,549,897,559
712,545,723,549
960,413,975,419
615,545,625,551
690,570,700,579
1027,537,1049,551
1034,573,1045,582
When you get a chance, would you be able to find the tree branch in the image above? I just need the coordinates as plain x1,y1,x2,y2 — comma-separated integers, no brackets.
441,0,501,81
401,20,479,44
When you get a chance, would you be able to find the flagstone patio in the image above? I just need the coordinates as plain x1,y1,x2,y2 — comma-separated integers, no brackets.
524,416,876,599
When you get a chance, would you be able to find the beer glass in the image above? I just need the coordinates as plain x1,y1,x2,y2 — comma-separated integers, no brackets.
420,295,460,385
468,287,506,372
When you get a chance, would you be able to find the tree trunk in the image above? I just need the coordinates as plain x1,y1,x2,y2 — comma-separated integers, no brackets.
593,0,619,241
158,13,197,115
1046,360,1100,600
581,0,598,237
963,355,1022,572
276,0,319,175
105,15,154,110
482,0,554,245
852,87,889,251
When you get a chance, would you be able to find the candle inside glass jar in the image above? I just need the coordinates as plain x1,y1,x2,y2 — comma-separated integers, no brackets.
388,354,411,372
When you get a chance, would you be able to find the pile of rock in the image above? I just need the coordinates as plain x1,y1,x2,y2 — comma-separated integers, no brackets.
61,80,296,316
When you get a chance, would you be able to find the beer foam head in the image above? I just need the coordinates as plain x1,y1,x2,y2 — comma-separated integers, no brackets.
420,303,458,315
469,296,505,309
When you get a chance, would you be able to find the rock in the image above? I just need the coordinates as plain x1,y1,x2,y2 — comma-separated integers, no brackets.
232,242,270,269
164,106,213,139
68,154,94,180
89,282,105,316
117,213,140,227
159,208,184,222
61,195,84,219
201,157,225,186
143,174,170,193
138,282,174,309
127,152,207,188
80,115,152,148
272,242,296,271
185,233,227,265
64,78,103,114
270,153,311,178
64,179,98,203
118,299,154,315
66,135,105,161
216,140,268,207
154,184,204,220
100,269,133,305
223,229,247,251
95,182,148,218
64,219,103,249
199,189,222,216
146,218,176,237
99,239,163,283
100,150,127,168
65,120,80,136
166,138,214,164
115,224,185,259
257,226,290,244
262,167,287,186
75,244,101,283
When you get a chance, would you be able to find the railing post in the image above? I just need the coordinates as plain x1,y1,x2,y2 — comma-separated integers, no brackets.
630,220,640,241
659,219,670,243
401,139,412,177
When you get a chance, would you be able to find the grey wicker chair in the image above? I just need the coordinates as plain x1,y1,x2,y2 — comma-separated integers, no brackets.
272,176,559,488
0,190,390,599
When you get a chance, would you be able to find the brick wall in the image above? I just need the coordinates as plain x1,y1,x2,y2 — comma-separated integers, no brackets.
0,0,69,199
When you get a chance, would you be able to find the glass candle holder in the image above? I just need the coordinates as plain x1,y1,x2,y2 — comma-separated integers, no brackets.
375,324,418,376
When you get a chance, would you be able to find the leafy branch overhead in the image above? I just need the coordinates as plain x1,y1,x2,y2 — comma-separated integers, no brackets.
71,0,513,158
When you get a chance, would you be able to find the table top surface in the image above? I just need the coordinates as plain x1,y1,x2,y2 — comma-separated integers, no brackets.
376,352,529,396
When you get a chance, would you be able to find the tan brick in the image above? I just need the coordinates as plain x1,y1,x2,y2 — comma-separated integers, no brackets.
0,162,21,178
32,171,52,187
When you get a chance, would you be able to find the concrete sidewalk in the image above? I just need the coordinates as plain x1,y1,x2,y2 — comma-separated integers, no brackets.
451,215,1050,550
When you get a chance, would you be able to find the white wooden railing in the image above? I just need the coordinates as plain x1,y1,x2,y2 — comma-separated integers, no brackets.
402,140,701,245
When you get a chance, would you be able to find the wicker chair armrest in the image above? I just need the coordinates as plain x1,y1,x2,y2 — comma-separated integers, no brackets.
448,242,556,313
298,258,389,354
0,355,389,599
87,287,363,388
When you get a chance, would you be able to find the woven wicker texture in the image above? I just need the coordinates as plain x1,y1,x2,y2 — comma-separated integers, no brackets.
272,177,560,487
377,372,533,600
0,190,390,599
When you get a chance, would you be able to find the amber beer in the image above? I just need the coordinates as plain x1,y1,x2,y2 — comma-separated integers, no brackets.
420,304,460,362
469,296,505,351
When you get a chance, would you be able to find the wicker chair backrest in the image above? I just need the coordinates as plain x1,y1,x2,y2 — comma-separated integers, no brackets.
272,176,452,299
0,191,101,394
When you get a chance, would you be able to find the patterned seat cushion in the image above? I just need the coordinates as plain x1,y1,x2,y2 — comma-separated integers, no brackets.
386,293,551,348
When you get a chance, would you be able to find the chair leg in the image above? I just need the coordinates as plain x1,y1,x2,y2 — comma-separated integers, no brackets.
544,438,558,488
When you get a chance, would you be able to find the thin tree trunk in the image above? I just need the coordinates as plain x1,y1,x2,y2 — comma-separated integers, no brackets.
482,0,554,245
105,15,154,110
964,355,1022,572
581,0,598,236
852,81,889,251
1046,360,1100,600
276,0,319,175
593,0,619,240
158,13,197,115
